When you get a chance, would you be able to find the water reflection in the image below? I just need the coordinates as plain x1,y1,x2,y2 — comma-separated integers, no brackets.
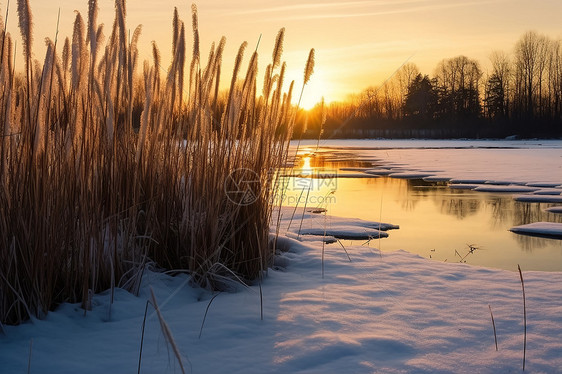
439,196,481,220
283,151,562,272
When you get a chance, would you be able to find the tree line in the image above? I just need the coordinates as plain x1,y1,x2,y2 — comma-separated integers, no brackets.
300,31,562,139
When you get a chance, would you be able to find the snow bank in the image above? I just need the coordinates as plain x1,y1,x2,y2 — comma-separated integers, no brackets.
2,234,561,373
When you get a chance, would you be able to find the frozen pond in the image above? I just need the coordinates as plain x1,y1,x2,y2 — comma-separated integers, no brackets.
284,139,562,271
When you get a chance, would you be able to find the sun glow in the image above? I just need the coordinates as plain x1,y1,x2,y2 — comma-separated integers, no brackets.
300,80,326,110
301,156,312,174
287,66,329,110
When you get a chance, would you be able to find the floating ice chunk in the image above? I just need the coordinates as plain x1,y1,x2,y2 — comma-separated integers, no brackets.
276,207,399,234
448,184,481,190
339,167,374,171
526,182,562,188
319,217,399,231
286,232,337,243
306,207,327,214
513,195,562,203
278,206,398,240
332,173,379,178
423,175,451,182
532,188,562,196
450,178,488,184
484,180,520,185
363,169,394,176
510,222,562,239
473,185,540,193
290,172,378,179
298,226,389,240
388,171,434,179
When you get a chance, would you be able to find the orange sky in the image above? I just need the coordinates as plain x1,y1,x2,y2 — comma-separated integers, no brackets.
5,0,562,108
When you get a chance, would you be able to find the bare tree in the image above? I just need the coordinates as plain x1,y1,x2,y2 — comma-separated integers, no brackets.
514,31,550,118
434,55,482,119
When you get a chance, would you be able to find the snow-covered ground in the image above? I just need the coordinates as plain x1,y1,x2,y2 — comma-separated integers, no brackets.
1,209,560,373
2,140,561,373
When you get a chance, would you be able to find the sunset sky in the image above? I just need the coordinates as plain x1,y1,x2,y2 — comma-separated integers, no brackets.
5,0,562,108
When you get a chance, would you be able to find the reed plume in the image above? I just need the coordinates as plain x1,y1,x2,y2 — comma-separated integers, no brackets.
71,12,85,92
16,0,32,67
191,4,199,64
272,27,284,69
172,7,179,56
87,0,98,60
304,48,315,86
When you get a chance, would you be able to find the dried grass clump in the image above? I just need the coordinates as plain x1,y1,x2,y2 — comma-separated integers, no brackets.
0,0,314,325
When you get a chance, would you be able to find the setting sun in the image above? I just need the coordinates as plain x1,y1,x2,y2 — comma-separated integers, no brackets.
297,66,329,110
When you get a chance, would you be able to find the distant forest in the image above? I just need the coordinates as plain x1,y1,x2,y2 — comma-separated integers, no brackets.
300,31,562,139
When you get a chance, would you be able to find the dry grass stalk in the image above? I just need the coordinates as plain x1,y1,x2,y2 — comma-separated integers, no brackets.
150,288,187,374
488,304,498,351
518,264,527,371
0,0,312,325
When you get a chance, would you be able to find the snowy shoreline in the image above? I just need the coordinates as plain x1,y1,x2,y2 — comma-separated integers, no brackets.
1,208,561,373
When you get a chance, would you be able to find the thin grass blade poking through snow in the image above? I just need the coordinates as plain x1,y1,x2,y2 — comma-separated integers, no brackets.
149,288,188,374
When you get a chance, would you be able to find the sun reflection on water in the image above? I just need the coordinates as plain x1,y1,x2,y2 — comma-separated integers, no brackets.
280,151,562,272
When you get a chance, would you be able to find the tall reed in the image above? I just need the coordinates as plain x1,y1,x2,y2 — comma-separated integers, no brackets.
0,0,314,325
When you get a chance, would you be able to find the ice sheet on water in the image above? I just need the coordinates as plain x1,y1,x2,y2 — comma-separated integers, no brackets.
293,140,562,188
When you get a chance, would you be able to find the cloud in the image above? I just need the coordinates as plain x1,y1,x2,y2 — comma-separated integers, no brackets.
231,1,427,16
235,0,504,22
